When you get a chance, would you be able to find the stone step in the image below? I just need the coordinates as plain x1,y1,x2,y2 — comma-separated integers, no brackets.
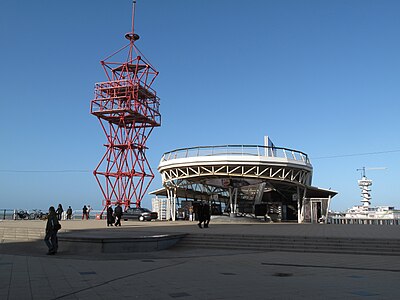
187,234,400,244
182,235,400,247
185,240,400,250
181,240,400,253
0,228,45,242
178,235,400,256
179,242,400,256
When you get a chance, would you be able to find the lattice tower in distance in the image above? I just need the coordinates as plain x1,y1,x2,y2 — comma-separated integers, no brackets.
90,1,161,213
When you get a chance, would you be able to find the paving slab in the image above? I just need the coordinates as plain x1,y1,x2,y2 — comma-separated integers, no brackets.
1,219,400,299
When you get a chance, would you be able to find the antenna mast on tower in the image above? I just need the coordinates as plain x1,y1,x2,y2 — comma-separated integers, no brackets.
91,0,161,213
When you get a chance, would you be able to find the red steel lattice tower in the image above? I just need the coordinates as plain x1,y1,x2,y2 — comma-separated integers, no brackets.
90,1,160,213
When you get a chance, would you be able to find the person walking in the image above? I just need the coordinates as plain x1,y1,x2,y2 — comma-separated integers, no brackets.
114,203,123,226
82,205,88,220
106,206,114,226
197,202,204,228
66,206,72,220
56,204,63,221
203,201,211,228
189,206,194,221
44,206,60,255
87,205,92,219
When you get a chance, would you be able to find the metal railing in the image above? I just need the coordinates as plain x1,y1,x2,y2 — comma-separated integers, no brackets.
0,209,106,221
161,145,310,164
0,209,15,220
329,217,400,226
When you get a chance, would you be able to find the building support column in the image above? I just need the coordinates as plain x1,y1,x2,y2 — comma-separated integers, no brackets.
300,187,307,223
325,195,332,223
229,187,238,217
172,188,177,221
166,188,171,221
166,187,177,221
297,186,301,224
233,188,238,214
229,187,233,214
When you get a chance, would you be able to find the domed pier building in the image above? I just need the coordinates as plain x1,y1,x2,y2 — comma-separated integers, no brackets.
150,136,337,223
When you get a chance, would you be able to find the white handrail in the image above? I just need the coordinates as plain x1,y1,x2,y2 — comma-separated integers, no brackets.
161,145,310,164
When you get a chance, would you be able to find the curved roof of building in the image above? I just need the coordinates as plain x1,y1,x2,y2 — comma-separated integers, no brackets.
152,144,337,199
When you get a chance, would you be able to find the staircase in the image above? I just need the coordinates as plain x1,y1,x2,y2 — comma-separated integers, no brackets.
177,233,400,256
0,227,45,242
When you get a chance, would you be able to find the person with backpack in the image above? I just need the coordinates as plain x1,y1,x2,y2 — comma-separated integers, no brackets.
66,206,73,220
44,206,61,255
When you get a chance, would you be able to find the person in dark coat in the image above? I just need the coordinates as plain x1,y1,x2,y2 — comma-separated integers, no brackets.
82,205,88,220
66,206,72,220
114,203,123,226
56,204,63,221
106,206,114,226
203,202,211,228
44,206,60,255
197,202,204,228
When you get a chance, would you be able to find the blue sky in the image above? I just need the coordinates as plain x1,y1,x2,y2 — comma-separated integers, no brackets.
1,0,400,212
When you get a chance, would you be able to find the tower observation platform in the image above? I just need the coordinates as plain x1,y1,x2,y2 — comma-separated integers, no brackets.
151,138,337,223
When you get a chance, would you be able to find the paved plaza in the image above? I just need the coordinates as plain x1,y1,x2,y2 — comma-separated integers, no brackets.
1,219,400,299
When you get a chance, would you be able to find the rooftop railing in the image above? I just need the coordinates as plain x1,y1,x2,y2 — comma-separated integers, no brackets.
161,145,310,164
